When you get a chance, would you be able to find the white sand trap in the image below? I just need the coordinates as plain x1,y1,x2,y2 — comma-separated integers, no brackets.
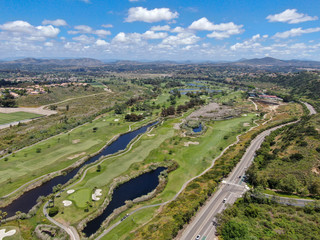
72,139,80,144
0,229,16,240
242,114,247,116
63,200,72,206
114,119,119,122
67,189,75,194
243,123,250,127
147,134,155,137
184,141,199,147
92,189,102,201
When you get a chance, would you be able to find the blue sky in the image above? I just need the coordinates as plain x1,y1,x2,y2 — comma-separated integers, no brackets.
1,0,320,61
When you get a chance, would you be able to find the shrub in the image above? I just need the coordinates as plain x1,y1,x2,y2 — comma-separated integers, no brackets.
48,206,59,217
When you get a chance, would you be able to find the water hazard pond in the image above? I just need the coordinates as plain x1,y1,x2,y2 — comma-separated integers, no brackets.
1,121,157,217
83,167,166,237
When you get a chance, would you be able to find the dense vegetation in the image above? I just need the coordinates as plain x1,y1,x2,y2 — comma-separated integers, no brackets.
247,114,320,196
217,192,320,240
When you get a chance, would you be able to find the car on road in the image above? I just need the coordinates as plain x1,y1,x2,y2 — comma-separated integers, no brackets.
223,198,227,203
196,235,201,240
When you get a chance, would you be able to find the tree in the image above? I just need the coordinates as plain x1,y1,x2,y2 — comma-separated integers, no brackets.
96,165,101,172
48,206,59,217
221,220,249,240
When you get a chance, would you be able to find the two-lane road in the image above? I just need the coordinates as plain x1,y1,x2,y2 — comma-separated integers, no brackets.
180,122,296,240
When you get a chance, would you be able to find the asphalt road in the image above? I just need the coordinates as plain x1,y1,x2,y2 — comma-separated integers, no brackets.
179,122,296,240
303,102,317,115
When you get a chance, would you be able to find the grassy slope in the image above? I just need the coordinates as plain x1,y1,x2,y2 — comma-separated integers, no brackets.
0,112,42,125
0,114,155,196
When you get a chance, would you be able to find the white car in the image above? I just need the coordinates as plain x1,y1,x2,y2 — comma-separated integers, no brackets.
223,198,227,203
196,235,201,240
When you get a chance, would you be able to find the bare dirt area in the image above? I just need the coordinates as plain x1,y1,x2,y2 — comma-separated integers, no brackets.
187,102,241,120
184,141,199,147
0,106,57,116
72,139,81,144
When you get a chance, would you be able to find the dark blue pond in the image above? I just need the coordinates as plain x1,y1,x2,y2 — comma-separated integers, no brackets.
0,121,157,218
83,167,166,237
193,123,202,133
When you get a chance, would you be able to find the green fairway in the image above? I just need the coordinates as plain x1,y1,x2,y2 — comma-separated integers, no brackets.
99,113,257,239
0,112,42,125
0,114,155,196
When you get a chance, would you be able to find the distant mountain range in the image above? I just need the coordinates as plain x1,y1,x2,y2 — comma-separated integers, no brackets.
0,57,320,69
0,58,104,67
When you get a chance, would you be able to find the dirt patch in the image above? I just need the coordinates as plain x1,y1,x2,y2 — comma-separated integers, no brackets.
72,139,81,144
184,141,199,147
67,152,86,160
173,123,181,130
0,106,56,116
312,167,320,175
187,102,241,120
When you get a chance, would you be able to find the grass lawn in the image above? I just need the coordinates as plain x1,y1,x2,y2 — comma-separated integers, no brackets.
0,112,42,125
101,206,159,240
54,118,176,223
0,113,156,197
68,189,92,208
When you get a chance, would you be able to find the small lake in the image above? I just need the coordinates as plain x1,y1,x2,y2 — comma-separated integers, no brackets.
82,167,166,237
193,123,202,133
0,121,157,218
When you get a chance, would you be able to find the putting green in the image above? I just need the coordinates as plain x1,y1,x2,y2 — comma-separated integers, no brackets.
67,188,92,208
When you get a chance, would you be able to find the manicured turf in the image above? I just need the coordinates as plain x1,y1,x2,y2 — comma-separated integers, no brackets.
99,114,257,239
67,189,92,208
55,118,176,223
0,112,42,125
0,114,155,196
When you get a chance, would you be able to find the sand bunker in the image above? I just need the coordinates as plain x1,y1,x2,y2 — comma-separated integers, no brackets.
67,152,86,160
0,229,16,240
243,123,250,127
62,200,72,206
92,189,102,201
72,139,80,144
67,189,75,194
147,134,155,137
114,119,119,122
184,141,199,147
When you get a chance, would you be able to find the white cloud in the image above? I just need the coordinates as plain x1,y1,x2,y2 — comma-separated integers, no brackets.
102,24,113,28
42,19,67,26
72,35,95,44
171,26,185,33
74,25,92,33
0,20,60,40
143,30,168,39
267,9,318,24
189,17,243,39
150,25,171,31
230,34,267,51
125,7,178,23
96,39,109,46
273,27,320,38
44,42,54,47
69,25,111,38
161,32,199,46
